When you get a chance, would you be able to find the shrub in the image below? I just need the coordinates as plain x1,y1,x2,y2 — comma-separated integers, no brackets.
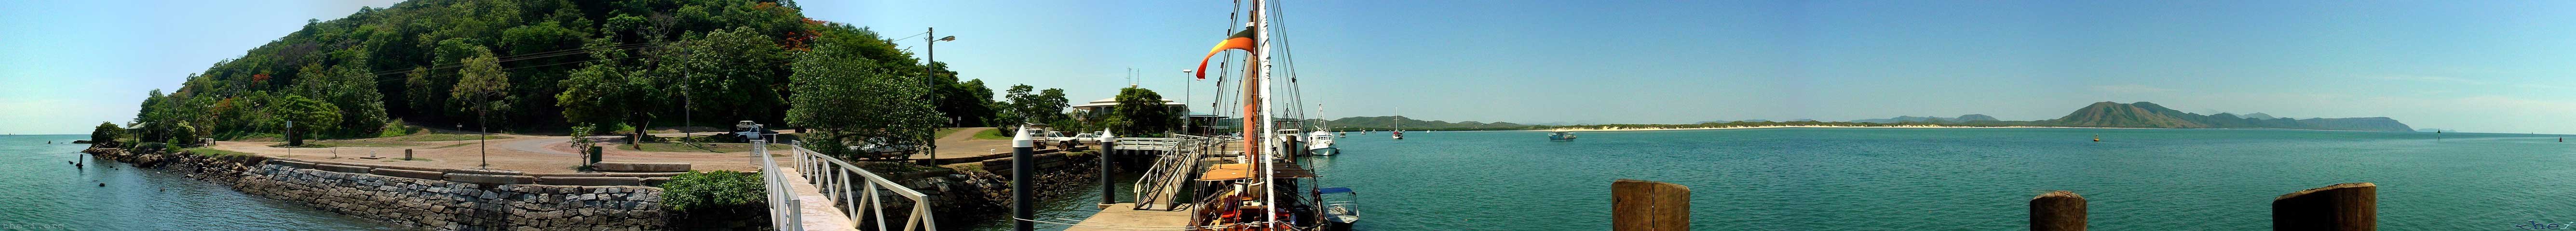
661,170,770,230
90,122,122,143
662,170,763,211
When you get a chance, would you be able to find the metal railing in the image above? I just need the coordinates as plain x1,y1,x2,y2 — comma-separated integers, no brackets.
756,141,805,231
1129,137,1214,211
790,141,938,231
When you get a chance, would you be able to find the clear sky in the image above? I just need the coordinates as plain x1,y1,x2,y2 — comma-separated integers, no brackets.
8,0,2576,134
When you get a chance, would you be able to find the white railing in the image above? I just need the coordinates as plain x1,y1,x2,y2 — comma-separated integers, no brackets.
757,141,805,231
790,141,938,231
1128,137,1212,210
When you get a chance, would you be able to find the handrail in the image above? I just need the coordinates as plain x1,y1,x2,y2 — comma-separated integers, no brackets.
756,141,804,231
789,141,938,231
1130,137,1210,210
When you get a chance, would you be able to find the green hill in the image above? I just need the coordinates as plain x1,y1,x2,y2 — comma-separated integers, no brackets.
2037,102,2413,131
116,0,990,151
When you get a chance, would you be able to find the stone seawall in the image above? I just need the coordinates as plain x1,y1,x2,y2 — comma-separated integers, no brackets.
236,163,667,231
83,147,702,231
867,150,1103,228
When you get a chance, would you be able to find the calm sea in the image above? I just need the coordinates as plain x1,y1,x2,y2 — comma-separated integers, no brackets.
0,134,400,231
1306,128,2575,230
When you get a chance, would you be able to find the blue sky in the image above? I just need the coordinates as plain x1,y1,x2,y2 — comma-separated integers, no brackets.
8,0,2576,134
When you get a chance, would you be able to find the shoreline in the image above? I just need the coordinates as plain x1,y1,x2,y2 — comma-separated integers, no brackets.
1544,125,2160,132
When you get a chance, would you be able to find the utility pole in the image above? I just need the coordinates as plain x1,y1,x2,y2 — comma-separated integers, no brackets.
922,27,956,166
927,27,938,166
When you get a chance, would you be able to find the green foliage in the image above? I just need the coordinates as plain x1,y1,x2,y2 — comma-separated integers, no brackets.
657,26,793,128
452,48,513,128
1109,87,1179,136
1001,84,1071,126
568,123,597,150
123,0,1027,148
556,38,635,129
90,122,123,143
785,24,940,159
277,95,343,139
167,122,201,145
932,68,999,128
661,170,763,212
181,148,255,158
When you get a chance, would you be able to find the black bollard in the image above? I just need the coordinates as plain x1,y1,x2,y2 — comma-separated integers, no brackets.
1011,127,1036,231
1100,131,1118,206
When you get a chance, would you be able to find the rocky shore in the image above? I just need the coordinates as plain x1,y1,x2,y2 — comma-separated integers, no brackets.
80,144,1124,231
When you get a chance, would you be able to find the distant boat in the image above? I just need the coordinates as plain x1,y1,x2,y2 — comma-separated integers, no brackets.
1548,131,1577,141
2092,134,2101,142
1392,107,1405,140
1308,130,1339,156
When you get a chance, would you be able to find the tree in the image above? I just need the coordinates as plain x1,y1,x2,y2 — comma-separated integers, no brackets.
276,94,342,143
90,122,123,143
656,26,790,127
934,77,998,128
1001,84,1071,127
1110,87,1179,136
293,63,391,138
557,38,632,131
453,48,513,130
785,40,938,160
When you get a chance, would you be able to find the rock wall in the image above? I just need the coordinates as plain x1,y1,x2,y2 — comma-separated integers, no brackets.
846,150,1105,228
83,147,700,231
235,163,669,231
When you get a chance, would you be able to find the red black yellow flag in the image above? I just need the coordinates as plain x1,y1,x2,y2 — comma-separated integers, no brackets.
1194,27,1257,79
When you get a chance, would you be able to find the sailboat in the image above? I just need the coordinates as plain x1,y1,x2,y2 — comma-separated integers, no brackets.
1189,0,1342,229
1391,108,1405,140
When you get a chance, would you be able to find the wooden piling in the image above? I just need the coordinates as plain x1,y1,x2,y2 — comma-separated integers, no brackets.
2030,191,2086,231
403,149,413,161
2273,182,2375,231
1612,179,1689,231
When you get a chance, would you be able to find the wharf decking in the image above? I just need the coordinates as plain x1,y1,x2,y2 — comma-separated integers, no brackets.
1064,203,1199,231
777,167,858,231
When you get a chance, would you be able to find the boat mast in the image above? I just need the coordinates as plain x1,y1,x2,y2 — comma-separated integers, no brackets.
1252,0,1281,226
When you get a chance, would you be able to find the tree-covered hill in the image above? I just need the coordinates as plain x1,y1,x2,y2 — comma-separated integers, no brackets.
121,0,1027,152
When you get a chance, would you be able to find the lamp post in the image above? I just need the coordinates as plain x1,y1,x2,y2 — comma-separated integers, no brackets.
1181,69,1193,136
924,27,956,166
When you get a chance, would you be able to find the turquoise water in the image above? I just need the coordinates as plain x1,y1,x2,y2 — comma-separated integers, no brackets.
1306,128,2576,230
0,135,401,230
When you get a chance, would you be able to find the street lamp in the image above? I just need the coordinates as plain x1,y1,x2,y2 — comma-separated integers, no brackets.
924,27,958,166
1182,69,1193,135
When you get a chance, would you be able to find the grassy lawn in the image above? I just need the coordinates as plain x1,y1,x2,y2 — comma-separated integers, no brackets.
973,128,1012,140
308,140,419,147
390,133,501,141
623,142,795,153
431,143,475,149
181,148,255,158
935,128,968,139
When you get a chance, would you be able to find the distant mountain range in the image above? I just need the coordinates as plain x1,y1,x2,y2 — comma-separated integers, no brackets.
1301,101,2415,132
2038,102,2414,131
